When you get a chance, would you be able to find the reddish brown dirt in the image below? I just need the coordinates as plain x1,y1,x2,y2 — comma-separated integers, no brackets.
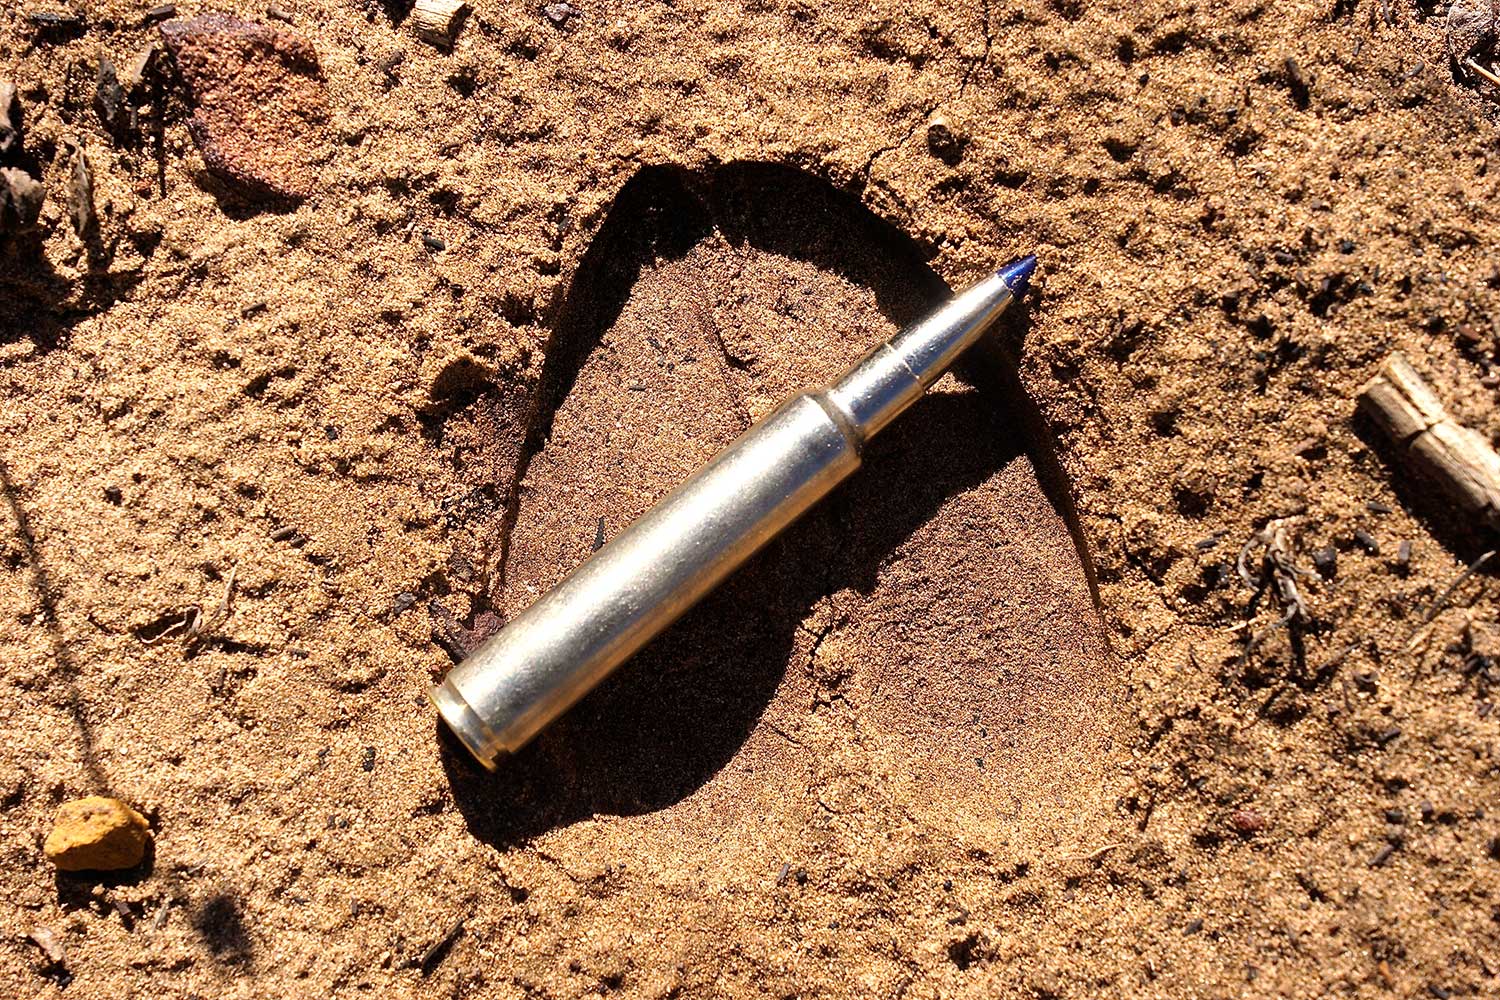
2,0,1499,997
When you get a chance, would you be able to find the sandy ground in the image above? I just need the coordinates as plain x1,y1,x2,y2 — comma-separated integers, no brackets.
2,0,1499,996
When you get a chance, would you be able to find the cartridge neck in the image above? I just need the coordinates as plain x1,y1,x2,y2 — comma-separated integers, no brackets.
825,269,1017,441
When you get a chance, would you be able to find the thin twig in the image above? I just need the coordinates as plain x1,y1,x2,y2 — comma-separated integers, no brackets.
1423,550,1494,623
1467,58,1500,88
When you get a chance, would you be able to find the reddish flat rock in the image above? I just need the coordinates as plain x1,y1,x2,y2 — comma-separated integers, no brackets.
160,13,328,201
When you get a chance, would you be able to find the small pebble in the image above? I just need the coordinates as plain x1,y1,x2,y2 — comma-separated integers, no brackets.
926,114,966,165
542,1,579,26
1354,528,1380,555
421,233,446,252
1385,807,1405,825
27,925,65,966
1312,545,1338,578
1229,808,1266,834
159,13,328,202
44,797,151,871
1339,239,1356,254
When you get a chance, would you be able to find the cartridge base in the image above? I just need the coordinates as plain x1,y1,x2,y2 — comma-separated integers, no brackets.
429,680,502,770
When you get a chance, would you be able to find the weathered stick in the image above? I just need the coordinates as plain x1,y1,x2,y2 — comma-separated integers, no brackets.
1358,353,1500,532
410,0,468,48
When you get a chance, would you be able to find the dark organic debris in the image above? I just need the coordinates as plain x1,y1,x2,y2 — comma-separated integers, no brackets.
0,82,44,236
1284,56,1311,108
122,44,162,96
159,13,329,201
95,55,136,139
26,9,86,31
1423,549,1495,623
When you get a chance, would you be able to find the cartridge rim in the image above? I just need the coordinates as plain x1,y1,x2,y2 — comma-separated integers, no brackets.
428,679,502,770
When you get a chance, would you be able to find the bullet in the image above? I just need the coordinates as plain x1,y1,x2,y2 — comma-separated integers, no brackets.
432,255,1038,768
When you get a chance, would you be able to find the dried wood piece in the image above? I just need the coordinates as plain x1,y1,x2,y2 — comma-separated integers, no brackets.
1358,353,1500,531
410,0,469,48
121,43,160,95
66,141,98,244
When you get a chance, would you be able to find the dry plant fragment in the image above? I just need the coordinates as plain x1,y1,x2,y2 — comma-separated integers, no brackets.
410,0,470,48
66,140,98,244
1234,517,1312,665
1358,353,1500,532
1238,517,1311,626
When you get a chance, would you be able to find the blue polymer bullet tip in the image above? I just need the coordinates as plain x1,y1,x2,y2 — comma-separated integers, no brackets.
997,254,1038,296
